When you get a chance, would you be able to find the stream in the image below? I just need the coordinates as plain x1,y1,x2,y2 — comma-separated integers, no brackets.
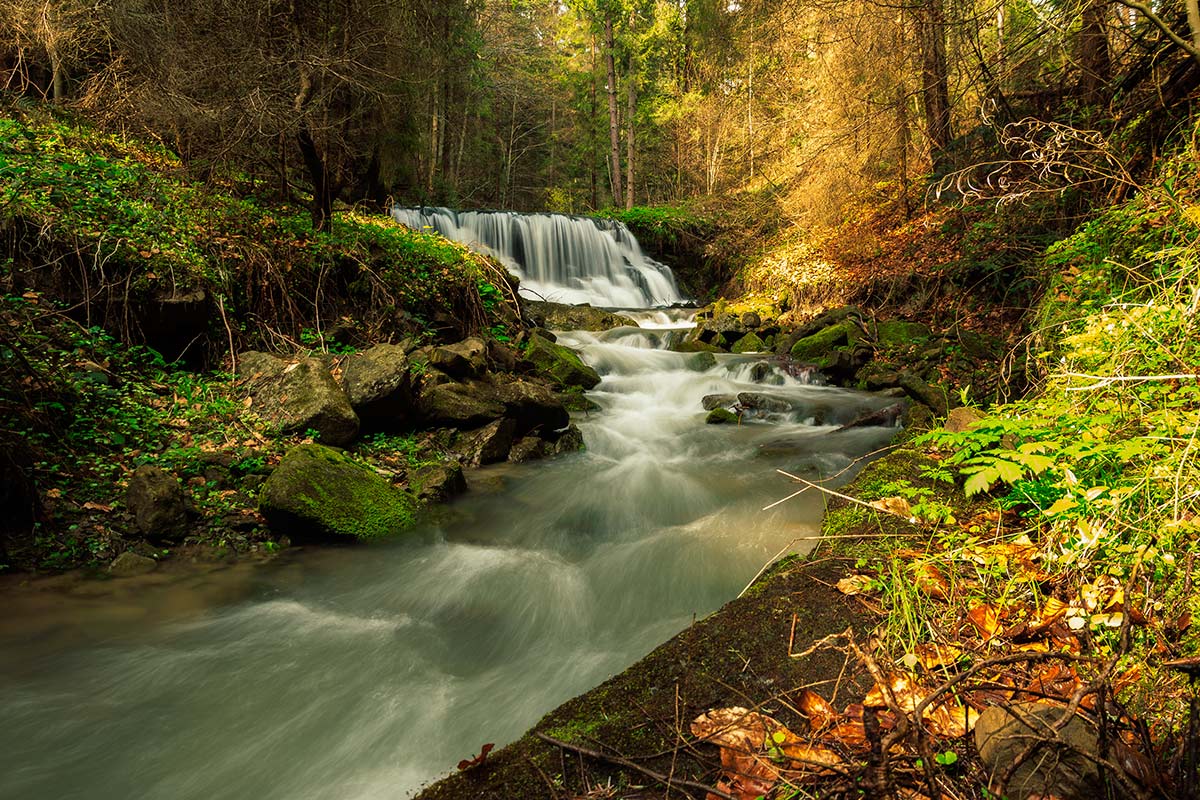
0,311,898,800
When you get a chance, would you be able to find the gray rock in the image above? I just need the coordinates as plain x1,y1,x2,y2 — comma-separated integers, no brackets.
899,372,949,416
945,406,987,433
417,381,507,427
547,423,585,455
459,419,517,466
238,351,359,445
493,379,569,435
109,551,157,577
411,462,468,503
702,393,737,411
975,702,1101,799
524,300,638,331
508,436,549,463
258,444,415,543
341,344,413,427
741,311,762,329
126,465,189,542
430,337,488,379
736,392,793,414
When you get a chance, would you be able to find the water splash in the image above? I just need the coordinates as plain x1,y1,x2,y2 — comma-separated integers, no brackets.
392,207,684,308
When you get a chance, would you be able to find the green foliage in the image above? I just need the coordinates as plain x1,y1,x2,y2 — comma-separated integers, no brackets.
0,107,511,351
604,205,705,244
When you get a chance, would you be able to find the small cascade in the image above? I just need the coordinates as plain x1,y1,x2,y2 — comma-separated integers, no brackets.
392,207,684,309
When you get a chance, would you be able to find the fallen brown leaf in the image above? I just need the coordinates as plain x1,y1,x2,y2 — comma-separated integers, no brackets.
836,574,875,596
796,690,837,730
968,602,1002,640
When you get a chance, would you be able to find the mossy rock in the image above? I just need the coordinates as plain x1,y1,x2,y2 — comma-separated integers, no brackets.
874,321,931,345
731,332,766,353
705,408,739,425
258,444,416,543
673,338,723,354
789,322,858,361
686,351,718,371
525,334,601,389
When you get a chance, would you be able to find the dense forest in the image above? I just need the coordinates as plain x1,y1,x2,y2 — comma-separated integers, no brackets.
6,2,1200,800
7,0,1197,219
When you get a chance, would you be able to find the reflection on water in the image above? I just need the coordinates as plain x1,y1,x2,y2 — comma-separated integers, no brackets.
0,314,898,800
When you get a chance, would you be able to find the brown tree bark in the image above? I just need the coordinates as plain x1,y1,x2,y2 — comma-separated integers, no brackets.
917,0,952,173
605,13,622,206
1077,0,1111,105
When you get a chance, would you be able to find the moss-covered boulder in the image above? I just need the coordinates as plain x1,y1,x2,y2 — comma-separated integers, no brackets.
731,331,766,353
258,444,416,543
239,351,359,446
874,320,931,345
705,408,739,424
673,339,722,354
788,322,858,361
525,334,601,389
525,300,638,331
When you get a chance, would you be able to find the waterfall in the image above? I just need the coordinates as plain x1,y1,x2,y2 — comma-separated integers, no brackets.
392,207,684,309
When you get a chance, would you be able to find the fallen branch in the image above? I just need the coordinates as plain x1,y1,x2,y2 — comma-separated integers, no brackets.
535,732,733,800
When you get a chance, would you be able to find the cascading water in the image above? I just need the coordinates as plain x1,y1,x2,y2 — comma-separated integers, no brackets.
0,313,900,800
392,207,684,308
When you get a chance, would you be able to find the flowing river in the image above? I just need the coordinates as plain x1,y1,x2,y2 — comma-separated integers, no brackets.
0,312,898,800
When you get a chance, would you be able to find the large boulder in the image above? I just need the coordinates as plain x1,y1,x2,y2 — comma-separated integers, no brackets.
493,379,570,434
524,301,638,331
410,462,468,503
788,322,859,361
258,444,416,542
238,351,359,445
457,419,518,466
975,702,1101,799
731,332,766,354
417,381,508,427
109,551,157,577
126,465,190,542
430,337,488,379
341,344,413,428
525,334,601,389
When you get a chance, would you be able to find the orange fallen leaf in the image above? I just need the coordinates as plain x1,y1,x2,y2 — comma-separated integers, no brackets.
870,496,914,520
796,690,837,730
914,642,964,669
968,602,1002,639
81,502,113,512
913,563,951,601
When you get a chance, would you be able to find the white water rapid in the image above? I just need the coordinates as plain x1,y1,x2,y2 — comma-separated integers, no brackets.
392,207,684,308
0,313,900,800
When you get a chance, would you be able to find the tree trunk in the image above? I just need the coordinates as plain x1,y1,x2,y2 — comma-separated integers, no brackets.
590,33,599,210
297,126,332,231
1077,0,1111,105
605,13,622,206
625,46,636,210
917,0,952,173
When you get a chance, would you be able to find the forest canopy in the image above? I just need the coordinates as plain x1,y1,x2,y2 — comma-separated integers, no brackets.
3,0,1198,223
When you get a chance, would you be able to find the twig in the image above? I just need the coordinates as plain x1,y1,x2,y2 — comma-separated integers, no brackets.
738,537,802,598
535,732,732,799
1058,371,1200,390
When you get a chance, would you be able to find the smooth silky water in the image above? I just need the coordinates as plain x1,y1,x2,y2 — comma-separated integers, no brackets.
0,312,899,800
